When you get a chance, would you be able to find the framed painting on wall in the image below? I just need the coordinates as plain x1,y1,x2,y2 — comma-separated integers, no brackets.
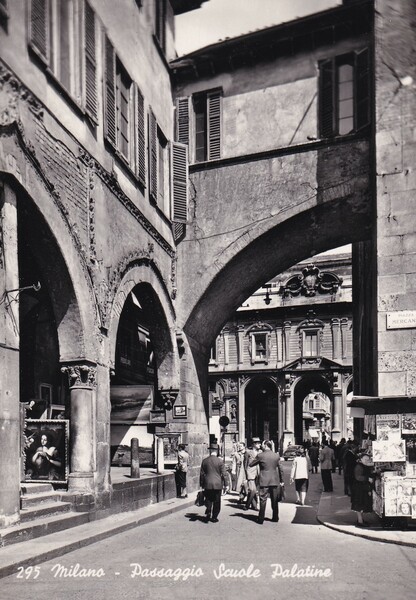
23,419,69,483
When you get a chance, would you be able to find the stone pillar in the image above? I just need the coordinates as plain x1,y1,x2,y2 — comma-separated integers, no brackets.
237,325,245,364
156,437,164,474
332,372,342,441
61,361,97,493
0,182,20,527
222,326,229,365
238,377,245,443
283,374,294,449
331,318,341,360
340,319,348,360
283,321,291,363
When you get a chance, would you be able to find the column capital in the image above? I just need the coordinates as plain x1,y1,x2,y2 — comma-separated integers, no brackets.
61,360,97,389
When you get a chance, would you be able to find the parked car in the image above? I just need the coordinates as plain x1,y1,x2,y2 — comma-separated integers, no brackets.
282,445,303,461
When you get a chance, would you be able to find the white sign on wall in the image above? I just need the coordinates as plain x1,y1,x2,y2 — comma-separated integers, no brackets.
386,311,416,330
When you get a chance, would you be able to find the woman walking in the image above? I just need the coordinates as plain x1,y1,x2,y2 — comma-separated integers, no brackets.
290,448,312,505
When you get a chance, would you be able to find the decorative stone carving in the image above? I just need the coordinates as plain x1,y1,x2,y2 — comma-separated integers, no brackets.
78,147,175,259
0,61,44,126
281,263,343,297
61,362,97,389
158,388,179,410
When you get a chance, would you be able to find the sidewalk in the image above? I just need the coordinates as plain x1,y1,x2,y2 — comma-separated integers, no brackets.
317,470,416,547
0,495,194,579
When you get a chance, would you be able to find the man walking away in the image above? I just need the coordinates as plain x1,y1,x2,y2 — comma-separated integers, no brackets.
308,442,319,474
200,443,229,523
319,440,335,492
249,440,285,524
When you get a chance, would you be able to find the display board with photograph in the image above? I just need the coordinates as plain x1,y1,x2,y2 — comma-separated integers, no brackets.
23,419,69,483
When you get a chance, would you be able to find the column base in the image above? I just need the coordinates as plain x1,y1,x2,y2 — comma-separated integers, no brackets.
68,472,95,493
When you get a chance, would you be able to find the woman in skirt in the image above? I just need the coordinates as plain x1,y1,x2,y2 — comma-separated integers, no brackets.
290,447,312,506
351,453,374,526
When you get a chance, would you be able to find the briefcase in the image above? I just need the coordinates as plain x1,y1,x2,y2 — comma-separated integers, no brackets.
195,490,206,507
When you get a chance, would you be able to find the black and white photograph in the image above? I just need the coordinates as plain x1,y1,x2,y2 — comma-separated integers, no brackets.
1,0,416,599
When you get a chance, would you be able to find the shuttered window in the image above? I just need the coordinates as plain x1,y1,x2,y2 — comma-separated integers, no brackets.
29,1,95,116
171,142,188,224
190,89,222,163
30,0,49,62
207,92,221,160
319,49,370,138
176,97,190,145
148,109,158,201
135,85,146,186
104,35,117,147
84,1,97,122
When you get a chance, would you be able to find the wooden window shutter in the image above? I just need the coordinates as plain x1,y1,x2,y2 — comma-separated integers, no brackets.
136,85,146,186
30,0,49,62
319,58,335,138
148,109,157,200
355,48,370,131
207,91,221,160
104,35,116,147
176,97,190,145
171,142,188,223
84,1,98,122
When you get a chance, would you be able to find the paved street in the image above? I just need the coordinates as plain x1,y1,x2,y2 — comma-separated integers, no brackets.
2,463,416,600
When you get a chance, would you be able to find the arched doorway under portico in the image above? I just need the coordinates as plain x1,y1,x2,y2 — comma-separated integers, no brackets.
244,376,279,447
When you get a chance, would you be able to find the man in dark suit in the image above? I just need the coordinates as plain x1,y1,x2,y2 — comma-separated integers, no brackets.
249,440,284,524
200,443,229,522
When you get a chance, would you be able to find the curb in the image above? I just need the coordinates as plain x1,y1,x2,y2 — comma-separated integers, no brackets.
317,516,416,548
0,498,195,580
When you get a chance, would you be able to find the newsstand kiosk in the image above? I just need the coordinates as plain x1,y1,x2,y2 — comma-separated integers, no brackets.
350,396,416,526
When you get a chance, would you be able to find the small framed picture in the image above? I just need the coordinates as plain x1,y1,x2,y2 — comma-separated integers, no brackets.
39,383,53,404
173,405,187,418
23,419,69,483
49,405,66,419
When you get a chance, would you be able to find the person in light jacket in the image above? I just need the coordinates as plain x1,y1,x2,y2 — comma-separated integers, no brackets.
319,440,335,492
290,447,312,505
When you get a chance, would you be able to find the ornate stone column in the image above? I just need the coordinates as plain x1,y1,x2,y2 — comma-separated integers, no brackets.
283,374,294,448
331,318,341,360
340,318,349,359
222,326,229,365
237,325,245,365
61,361,97,493
238,376,246,442
283,321,291,363
331,371,342,441
0,182,20,526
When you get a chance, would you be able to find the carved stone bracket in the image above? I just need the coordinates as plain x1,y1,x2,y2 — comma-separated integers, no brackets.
281,263,343,297
61,362,97,389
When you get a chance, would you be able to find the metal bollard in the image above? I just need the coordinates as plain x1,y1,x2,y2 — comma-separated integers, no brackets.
131,438,140,479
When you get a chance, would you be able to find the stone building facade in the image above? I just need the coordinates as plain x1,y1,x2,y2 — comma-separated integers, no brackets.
0,0,415,533
0,0,207,528
208,252,353,451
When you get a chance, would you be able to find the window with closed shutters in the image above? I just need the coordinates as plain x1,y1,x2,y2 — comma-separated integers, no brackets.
319,49,370,138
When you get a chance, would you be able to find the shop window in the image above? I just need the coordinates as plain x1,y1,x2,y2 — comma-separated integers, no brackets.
29,0,97,117
319,48,370,138
175,90,222,163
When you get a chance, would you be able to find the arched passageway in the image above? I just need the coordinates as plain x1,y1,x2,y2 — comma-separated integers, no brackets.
293,376,332,445
244,376,279,447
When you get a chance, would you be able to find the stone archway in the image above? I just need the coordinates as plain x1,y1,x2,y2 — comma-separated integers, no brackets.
244,376,279,447
293,375,332,444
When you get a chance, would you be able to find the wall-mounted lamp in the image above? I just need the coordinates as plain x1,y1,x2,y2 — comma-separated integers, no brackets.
263,284,272,305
